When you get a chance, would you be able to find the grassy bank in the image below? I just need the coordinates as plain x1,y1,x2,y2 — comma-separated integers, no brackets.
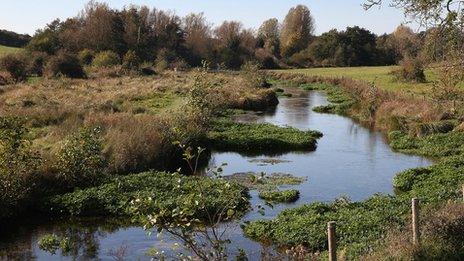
0,70,280,221
243,71,464,259
273,66,436,92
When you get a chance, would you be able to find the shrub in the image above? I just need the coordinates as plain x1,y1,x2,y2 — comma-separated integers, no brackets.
0,53,28,82
122,50,140,70
392,56,426,83
241,61,269,88
0,71,14,85
92,51,120,68
154,48,175,72
55,127,107,189
27,51,48,76
44,52,85,78
78,49,95,65
0,117,41,219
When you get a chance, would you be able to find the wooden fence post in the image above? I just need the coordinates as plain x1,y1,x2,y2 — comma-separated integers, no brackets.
462,184,464,202
412,198,420,246
328,221,337,261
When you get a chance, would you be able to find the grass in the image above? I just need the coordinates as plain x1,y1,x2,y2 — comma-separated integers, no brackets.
0,45,22,57
273,66,436,93
208,119,323,154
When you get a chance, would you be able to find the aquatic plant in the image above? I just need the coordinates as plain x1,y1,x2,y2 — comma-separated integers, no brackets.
208,119,322,153
258,189,300,203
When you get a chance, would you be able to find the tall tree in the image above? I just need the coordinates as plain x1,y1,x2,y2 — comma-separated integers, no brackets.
258,18,280,56
280,5,315,57
183,13,212,65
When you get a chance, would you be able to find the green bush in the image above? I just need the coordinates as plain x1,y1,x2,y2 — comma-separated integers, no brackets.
92,51,120,68
392,56,426,83
27,51,48,76
55,127,107,189
0,117,41,219
0,53,28,81
44,52,85,78
122,50,140,70
77,49,95,65
208,119,323,154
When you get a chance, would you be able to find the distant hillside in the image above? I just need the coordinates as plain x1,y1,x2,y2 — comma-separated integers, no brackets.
0,29,31,48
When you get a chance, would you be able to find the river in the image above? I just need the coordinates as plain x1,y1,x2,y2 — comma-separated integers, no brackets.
0,89,431,260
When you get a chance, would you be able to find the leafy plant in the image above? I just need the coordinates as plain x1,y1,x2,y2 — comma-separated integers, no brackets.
258,189,300,203
55,127,107,189
92,51,120,68
0,117,41,219
208,119,322,154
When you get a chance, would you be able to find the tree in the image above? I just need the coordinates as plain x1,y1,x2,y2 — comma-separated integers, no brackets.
27,19,63,54
183,13,212,65
214,21,245,69
258,18,280,57
280,5,315,57
79,1,126,55
148,9,185,59
392,25,420,57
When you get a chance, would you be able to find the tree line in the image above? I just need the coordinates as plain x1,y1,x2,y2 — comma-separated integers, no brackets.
20,2,431,70
1,0,458,85
0,30,31,48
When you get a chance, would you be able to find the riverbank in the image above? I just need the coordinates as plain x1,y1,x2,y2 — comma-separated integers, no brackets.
243,72,464,259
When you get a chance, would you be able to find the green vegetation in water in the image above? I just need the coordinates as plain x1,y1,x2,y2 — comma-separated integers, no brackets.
243,195,407,257
389,130,464,158
38,234,72,255
208,119,322,154
258,189,300,203
274,88,293,97
243,74,464,259
40,171,250,221
224,172,306,191
244,130,464,258
300,82,355,115
248,158,291,166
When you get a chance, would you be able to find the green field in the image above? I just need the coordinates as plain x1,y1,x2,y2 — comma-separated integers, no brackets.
274,66,437,93
0,45,22,57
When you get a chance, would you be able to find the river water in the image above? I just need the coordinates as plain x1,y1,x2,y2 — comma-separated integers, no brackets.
0,89,431,260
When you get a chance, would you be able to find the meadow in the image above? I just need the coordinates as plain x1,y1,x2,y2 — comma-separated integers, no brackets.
274,66,438,93
0,45,21,57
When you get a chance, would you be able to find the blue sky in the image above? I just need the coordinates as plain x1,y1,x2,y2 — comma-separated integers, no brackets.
0,0,416,36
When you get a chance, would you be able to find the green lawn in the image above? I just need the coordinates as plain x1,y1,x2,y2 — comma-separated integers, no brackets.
0,45,22,57
274,66,437,93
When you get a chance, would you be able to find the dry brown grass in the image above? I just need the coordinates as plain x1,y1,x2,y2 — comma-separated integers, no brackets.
270,72,448,133
0,70,272,176
363,203,464,261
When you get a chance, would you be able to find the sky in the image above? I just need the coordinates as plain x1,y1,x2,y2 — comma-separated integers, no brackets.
0,0,417,36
